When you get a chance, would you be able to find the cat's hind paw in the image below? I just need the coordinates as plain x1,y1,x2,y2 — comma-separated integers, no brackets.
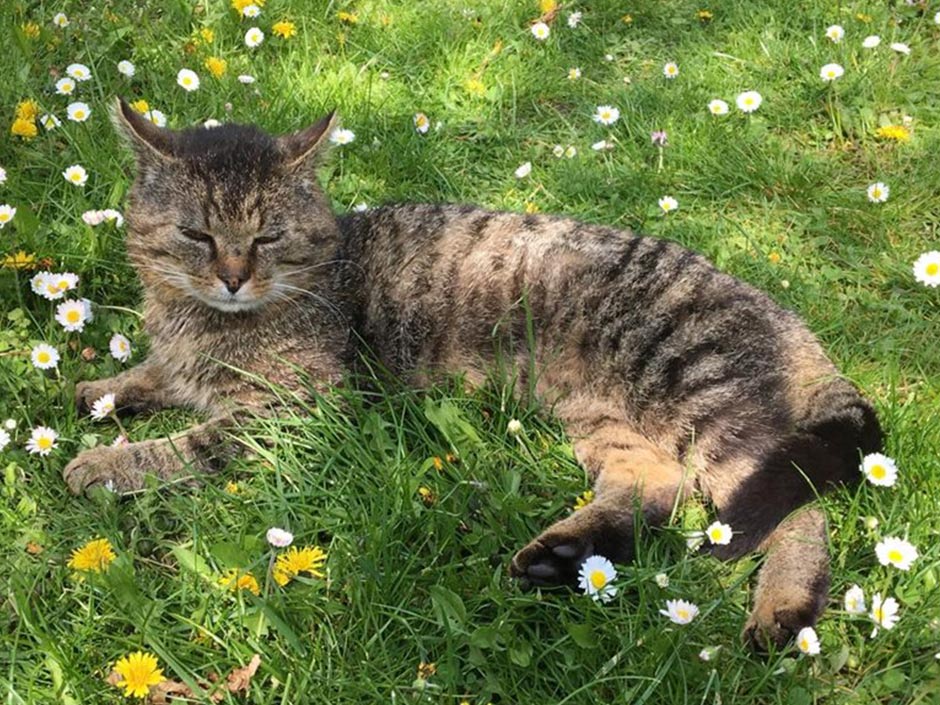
63,447,146,495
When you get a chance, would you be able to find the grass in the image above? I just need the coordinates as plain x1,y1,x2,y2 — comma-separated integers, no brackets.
2,0,940,702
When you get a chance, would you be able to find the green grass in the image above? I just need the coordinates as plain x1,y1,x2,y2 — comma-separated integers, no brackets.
2,0,940,702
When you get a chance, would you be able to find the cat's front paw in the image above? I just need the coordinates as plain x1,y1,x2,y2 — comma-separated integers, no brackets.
75,380,116,417
63,447,146,495
742,587,826,652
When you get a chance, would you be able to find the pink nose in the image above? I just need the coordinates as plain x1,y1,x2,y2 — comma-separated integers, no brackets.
220,274,247,294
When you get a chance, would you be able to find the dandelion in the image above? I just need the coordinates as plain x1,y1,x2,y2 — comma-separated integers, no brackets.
53,12,69,28
273,545,327,585
913,251,940,287
17,100,40,122
820,63,844,82
144,109,166,127
866,182,889,203
736,91,762,113
875,124,910,142
660,599,699,625
869,593,899,636
129,99,149,114
112,651,165,698
567,11,582,27
663,62,679,78
55,78,75,95
514,162,532,179
578,555,618,602
593,105,620,126
68,537,116,573
825,25,844,43
117,60,135,77
26,426,58,456
796,626,821,655
109,333,132,362
654,572,670,588
337,10,358,23
507,418,524,435
242,4,261,18
238,74,256,84
890,42,911,55
11,119,38,139
219,569,261,596
66,101,91,122
413,112,430,134
62,165,88,187
266,527,294,548
30,343,59,370
861,452,898,487
0,204,15,228
658,196,678,213
40,114,60,130
176,69,200,91
705,521,732,545
90,393,116,421
568,67,581,80
573,489,594,510
22,22,41,39
844,584,866,614
244,27,264,48
272,21,296,38
66,63,92,81
0,429,9,451
55,299,88,332
875,537,918,570
862,35,880,49
329,128,355,145
531,22,550,40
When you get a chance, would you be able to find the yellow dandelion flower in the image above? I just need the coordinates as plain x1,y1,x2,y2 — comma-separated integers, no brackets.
524,201,540,214
199,27,215,43
272,21,297,38
465,77,485,96
204,56,227,78
11,118,38,139
768,251,781,264
697,9,714,22
67,537,116,573
337,11,358,24
573,489,595,511
273,545,327,586
22,22,40,39
417,661,437,679
16,100,40,122
621,13,634,25
219,569,261,596
231,0,264,12
432,456,444,471
856,12,872,23
539,0,558,13
445,453,458,464
129,99,149,114
418,486,435,505
2,251,37,269
225,481,240,494
112,651,164,698
875,125,911,142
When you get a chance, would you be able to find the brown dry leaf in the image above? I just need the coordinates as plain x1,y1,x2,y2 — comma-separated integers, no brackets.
25,541,44,555
225,654,261,695
148,679,196,704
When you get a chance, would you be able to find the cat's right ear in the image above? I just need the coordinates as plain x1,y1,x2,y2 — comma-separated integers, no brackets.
111,97,177,164
278,111,338,170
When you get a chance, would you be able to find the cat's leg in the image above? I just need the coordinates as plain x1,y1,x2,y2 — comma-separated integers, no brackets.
62,417,238,494
510,401,690,585
75,363,169,417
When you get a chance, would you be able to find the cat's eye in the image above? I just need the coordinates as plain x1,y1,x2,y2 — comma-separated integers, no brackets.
178,227,215,245
252,233,282,246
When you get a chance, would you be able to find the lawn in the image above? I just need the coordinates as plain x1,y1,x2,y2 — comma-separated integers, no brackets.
2,0,940,702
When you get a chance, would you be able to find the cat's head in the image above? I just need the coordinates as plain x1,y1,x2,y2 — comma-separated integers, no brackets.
113,98,340,314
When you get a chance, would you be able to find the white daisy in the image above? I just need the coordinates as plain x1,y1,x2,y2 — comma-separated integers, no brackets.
66,101,91,122
844,584,866,614
654,572,670,588
890,42,911,55
176,68,200,92
55,299,88,332
663,62,679,79
660,599,699,625
117,60,136,77
81,209,103,225
0,204,15,228
3,419,14,431
238,74,256,84
514,162,532,179
869,593,899,635
564,145,577,158
875,537,918,571
101,209,124,226
552,144,565,158
708,99,729,115
144,109,167,127
820,63,844,82
0,429,9,452
862,35,880,49
53,12,69,28
567,11,582,28
698,646,719,661
658,196,678,213
913,251,940,287
825,25,844,43
507,419,524,435
89,393,116,421
860,452,898,487
266,527,294,548
578,555,618,603
40,114,61,130
593,105,620,125
109,333,132,362
591,140,614,151
329,128,355,145
0,167,6,184
705,521,732,545
66,63,92,81
55,77,75,95
568,67,581,80
413,112,430,134
30,272,51,296
531,22,550,40
26,426,59,456
242,3,261,17
352,203,369,213
244,27,264,48
31,343,59,370
796,626,821,655
62,165,88,187
867,182,889,203
736,91,762,113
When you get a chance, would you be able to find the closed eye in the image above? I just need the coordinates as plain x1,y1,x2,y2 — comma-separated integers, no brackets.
252,233,282,246
179,227,215,245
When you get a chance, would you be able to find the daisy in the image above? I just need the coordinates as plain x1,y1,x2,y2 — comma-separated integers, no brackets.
329,128,355,145
875,537,918,570
144,110,166,127
26,426,58,456
102,209,124,226
660,599,699,625
55,77,75,95
66,101,91,122
30,343,59,370
0,204,15,228
591,140,614,151
55,299,88,332
109,333,132,362
860,452,898,487
736,91,762,113
825,25,844,43
698,646,719,661
820,63,844,82
567,11,582,27
867,182,889,203
30,272,50,296
890,42,911,55
273,545,327,585
413,112,430,134
578,555,618,603
705,521,732,545
796,626,821,655
117,60,135,77
514,162,532,179
242,3,261,17
869,593,899,636
568,67,581,80
67,537,116,573
0,429,9,452
507,419,524,435
593,105,620,125
663,62,679,79
66,63,92,81
844,584,866,614
531,22,550,40
564,145,577,158
266,527,294,547
244,27,264,47
654,572,670,588
53,12,69,28
62,165,88,187
176,68,200,91
90,393,116,421
552,144,565,158
3,419,14,430
708,99,729,115
862,35,880,49
111,652,165,698
658,196,678,213
238,74,256,84
913,251,940,287
39,114,61,130
0,167,6,184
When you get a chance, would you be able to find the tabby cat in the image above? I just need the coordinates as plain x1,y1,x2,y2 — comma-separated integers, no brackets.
66,99,882,648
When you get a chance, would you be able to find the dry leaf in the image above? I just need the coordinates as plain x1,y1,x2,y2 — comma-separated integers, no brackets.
25,541,44,555
225,654,261,694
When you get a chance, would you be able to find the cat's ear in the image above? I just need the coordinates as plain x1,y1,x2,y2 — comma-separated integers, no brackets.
278,111,338,169
111,97,177,163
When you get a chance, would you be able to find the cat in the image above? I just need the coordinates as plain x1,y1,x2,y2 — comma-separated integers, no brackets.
66,98,882,649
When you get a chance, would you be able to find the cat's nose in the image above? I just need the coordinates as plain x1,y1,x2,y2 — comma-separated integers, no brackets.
220,274,248,294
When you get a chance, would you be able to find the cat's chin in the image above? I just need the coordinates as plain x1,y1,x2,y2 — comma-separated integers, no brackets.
192,292,268,314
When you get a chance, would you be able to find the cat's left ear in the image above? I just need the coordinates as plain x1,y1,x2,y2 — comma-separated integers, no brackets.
278,111,338,169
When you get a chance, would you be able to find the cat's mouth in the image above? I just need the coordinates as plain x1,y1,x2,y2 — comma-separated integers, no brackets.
190,282,269,314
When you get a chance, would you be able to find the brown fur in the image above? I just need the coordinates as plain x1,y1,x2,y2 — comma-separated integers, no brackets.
66,102,883,648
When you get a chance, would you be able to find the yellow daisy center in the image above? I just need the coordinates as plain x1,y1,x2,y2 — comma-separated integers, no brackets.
677,608,689,620
887,549,903,564
37,351,50,363
589,570,607,589
38,436,52,450
927,263,939,276
74,110,85,119
799,637,809,650
0,213,9,222
66,310,80,323
870,464,885,479
872,188,882,198
874,607,883,622
745,98,754,105
70,173,81,182
710,528,722,540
